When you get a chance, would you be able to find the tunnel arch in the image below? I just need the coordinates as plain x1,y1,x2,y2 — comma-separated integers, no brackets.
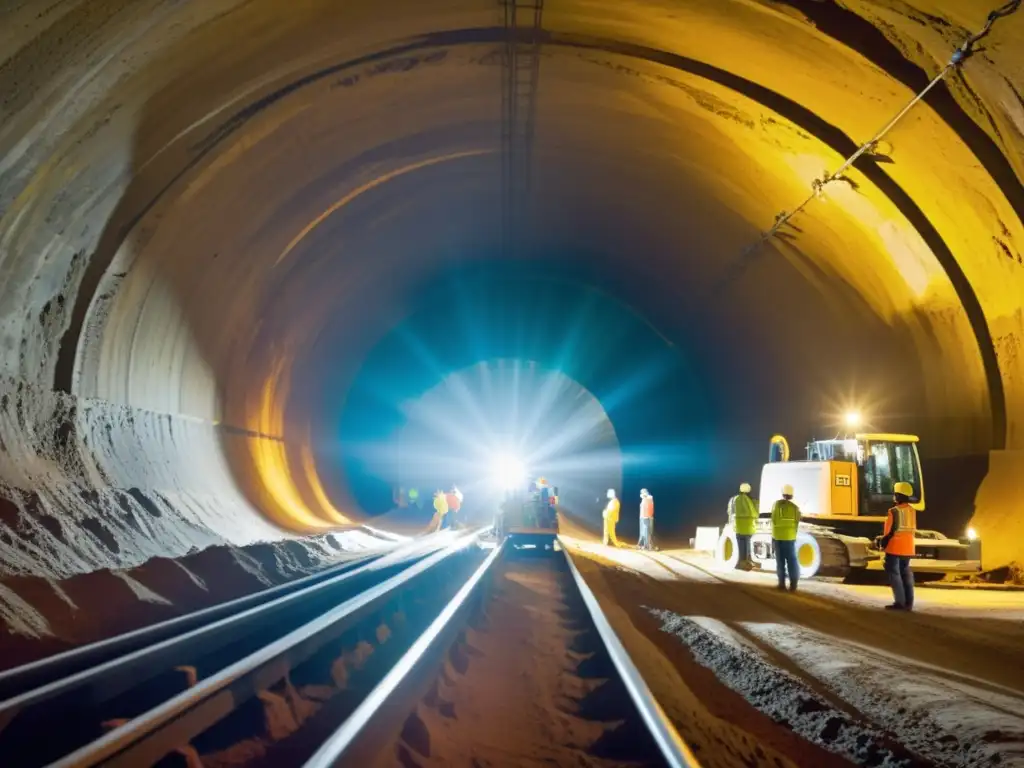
0,0,1022,578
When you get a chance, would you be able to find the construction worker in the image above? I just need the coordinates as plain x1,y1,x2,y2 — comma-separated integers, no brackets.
878,481,917,611
408,488,421,510
432,490,448,532
728,482,758,570
602,489,621,547
637,488,655,550
445,485,462,529
771,484,800,591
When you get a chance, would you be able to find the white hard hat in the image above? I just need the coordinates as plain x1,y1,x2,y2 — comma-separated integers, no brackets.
739,482,751,494
782,484,794,497
607,488,616,498
640,488,649,496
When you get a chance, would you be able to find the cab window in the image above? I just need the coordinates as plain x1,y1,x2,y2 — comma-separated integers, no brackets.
864,442,919,497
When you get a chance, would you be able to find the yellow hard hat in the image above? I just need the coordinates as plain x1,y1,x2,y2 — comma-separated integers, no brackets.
739,482,751,493
893,481,913,497
782,484,794,497
537,477,547,484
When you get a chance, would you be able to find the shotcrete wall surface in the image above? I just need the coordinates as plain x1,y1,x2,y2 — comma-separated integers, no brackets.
1,0,1023,589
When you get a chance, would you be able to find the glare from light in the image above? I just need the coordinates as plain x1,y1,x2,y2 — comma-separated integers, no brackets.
966,527,978,542
490,453,526,490
844,411,862,428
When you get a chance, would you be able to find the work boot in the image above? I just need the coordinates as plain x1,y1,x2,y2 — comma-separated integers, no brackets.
884,603,907,611
788,584,798,592
776,584,787,591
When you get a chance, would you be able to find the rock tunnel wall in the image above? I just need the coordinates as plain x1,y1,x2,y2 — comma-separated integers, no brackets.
0,0,1023,577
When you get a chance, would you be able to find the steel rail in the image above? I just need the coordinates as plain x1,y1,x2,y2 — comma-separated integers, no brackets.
0,531,466,738
561,545,703,768
51,532,482,768
302,540,504,766
0,544,386,702
304,541,700,768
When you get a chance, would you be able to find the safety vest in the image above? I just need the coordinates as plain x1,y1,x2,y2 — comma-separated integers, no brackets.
884,503,917,556
730,494,758,536
771,499,800,541
604,498,620,524
640,496,654,519
434,495,448,515
445,492,461,512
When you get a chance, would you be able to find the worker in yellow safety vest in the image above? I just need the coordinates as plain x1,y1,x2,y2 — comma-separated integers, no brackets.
432,490,448,532
877,481,917,612
728,482,758,570
770,484,800,591
602,489,621,547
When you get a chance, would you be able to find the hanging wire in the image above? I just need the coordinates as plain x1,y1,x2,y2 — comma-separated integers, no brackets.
741,0,1021,260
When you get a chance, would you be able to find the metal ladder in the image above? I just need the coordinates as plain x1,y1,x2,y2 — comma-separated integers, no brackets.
500,0,544,258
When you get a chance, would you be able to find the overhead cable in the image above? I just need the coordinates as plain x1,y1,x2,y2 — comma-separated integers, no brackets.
742,0,1022,260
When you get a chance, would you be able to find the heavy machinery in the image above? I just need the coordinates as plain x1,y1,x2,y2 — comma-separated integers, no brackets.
500,478,560,551
715,433,982,579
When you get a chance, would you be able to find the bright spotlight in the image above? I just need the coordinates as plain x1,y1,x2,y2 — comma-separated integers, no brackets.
844,411,862,428
966,527,978,542
490,453,526,490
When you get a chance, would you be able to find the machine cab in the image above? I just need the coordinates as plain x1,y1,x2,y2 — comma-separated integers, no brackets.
803,433,925,517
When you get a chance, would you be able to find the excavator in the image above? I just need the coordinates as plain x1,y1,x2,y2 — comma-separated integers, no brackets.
715,432,983,579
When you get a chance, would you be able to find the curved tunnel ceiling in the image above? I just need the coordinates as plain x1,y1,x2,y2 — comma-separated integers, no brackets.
0,0,1022,575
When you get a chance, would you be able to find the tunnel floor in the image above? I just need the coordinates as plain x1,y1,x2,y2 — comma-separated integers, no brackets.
565,530,1024,767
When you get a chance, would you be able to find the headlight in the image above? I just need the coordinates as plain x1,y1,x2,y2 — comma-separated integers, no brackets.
966,526,978,541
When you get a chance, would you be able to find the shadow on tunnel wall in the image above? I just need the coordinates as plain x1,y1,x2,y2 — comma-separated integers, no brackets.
50,15,505,539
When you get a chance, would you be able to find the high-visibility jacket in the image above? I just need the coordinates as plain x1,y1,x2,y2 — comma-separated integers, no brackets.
884,503,917,556
603,498,620,524
445,492,461,512
770,499,800,541
640,496,654,519
729,493,759,536
434,495,448,516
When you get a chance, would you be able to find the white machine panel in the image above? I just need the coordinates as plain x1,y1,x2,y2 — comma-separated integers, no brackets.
759,461,831,516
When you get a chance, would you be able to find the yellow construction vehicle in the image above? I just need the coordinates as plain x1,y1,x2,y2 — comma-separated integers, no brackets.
715,432,982,579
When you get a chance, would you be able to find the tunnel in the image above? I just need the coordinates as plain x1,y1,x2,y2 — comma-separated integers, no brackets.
1,0,1023,582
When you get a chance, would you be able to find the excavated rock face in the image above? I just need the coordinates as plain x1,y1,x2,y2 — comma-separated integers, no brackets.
0,0,1023,577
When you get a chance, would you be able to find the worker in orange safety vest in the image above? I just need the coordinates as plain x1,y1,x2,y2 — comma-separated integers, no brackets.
445,486,462,529
637,488,655,550
877,481,917,611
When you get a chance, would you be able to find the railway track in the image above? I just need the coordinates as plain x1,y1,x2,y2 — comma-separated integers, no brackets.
0,532,697,767
0,530,474,767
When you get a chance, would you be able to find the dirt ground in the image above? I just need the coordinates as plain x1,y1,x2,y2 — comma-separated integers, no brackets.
560,514,1024,767
0,527,401,672
376,555,663,768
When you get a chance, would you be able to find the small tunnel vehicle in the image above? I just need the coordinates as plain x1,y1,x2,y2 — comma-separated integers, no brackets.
716,433,982,579
499,477,560,551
